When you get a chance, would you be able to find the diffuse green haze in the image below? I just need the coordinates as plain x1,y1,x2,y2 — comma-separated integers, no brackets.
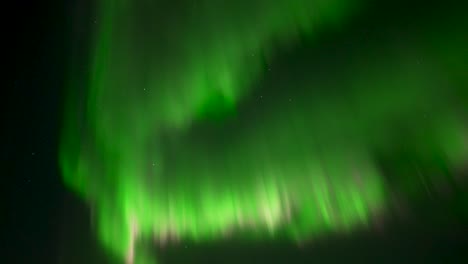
60,0,468,263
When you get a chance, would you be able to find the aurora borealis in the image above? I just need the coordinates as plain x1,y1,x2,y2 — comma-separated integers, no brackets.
60,0,468,263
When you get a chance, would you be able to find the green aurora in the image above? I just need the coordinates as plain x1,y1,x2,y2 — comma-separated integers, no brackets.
60,0,468,263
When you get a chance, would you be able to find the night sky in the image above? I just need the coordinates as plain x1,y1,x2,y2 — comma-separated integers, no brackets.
7,0,468,263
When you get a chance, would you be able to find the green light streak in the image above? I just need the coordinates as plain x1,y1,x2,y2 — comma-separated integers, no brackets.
60,1,468,263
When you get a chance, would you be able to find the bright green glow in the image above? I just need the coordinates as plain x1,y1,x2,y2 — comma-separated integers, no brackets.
61,1,468,263
194,91,237,122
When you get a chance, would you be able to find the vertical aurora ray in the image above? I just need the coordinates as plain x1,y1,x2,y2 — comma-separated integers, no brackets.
61,0,468,263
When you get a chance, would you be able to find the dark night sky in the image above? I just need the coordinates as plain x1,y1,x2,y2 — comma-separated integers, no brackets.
6,0,468,263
